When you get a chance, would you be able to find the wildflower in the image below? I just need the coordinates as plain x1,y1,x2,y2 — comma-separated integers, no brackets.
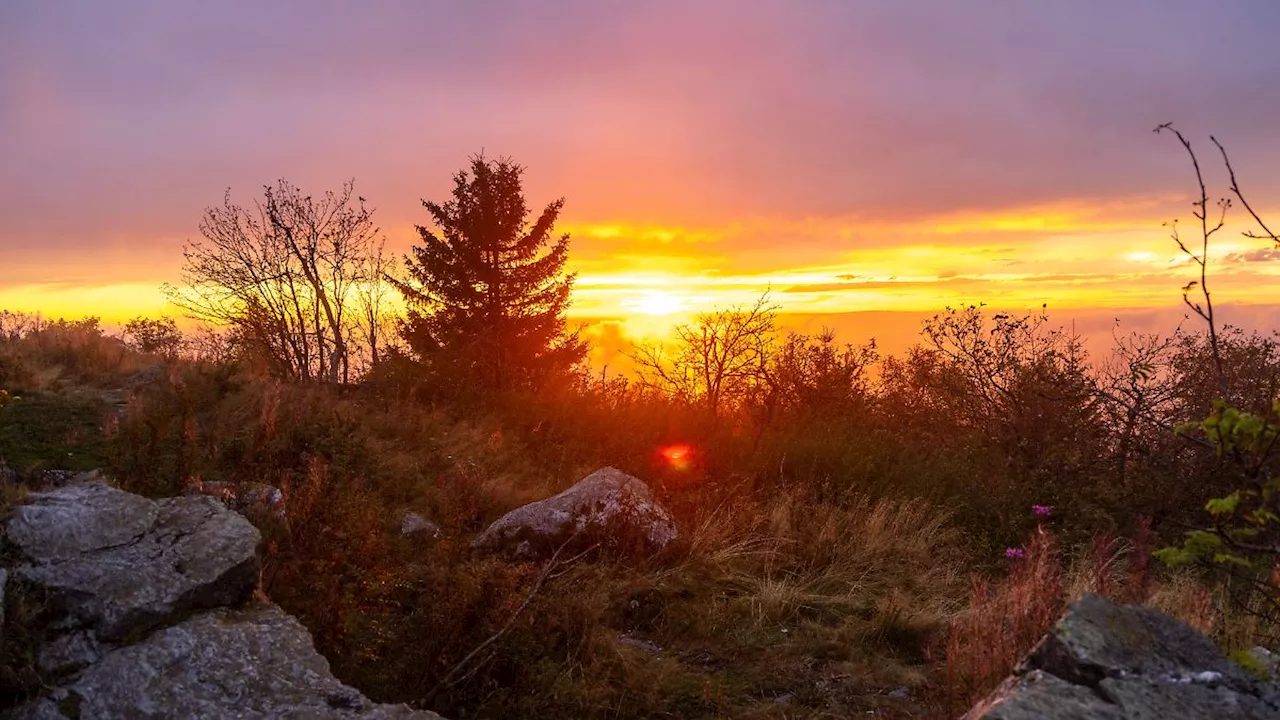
1032,504,1052,518
1004,547,1026,560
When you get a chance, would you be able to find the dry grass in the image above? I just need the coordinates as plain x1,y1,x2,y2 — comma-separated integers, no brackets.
937,525,1063,713
7,320,1276,718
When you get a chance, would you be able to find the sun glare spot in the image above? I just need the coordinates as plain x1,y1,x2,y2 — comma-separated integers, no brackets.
629,290,686,317
659,444,694,471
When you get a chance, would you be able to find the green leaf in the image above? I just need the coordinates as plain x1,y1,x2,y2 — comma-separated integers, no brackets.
1154,547,1194,568
1212,553,1254,569
1206,492,1241,517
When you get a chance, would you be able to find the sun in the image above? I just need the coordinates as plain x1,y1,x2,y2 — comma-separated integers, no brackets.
629,290,686,317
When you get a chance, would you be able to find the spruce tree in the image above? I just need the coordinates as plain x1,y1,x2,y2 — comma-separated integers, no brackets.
394,155,586,391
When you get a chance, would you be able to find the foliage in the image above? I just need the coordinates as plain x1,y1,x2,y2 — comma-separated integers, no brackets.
394,155,586,394
1156,399,1280,627
0,315,140,390
122,316,183,359
1150,124,1280,638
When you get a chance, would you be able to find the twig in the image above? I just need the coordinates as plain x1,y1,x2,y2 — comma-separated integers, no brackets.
411,537,582,708
1212,135,1280,245
1156,123,1229,398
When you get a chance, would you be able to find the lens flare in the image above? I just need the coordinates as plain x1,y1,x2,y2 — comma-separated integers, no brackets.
659,443,694,471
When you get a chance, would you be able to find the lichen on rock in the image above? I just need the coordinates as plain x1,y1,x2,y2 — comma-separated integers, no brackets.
966,593,1280,719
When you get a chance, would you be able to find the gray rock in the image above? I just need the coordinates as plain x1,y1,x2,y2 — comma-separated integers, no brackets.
1025,593,1252,688
3,481,451,718
7,483,158,564
472,467,677,560
37,630,108,676
400,511,440,538
10,602,443,719
1100,674,1279,719
966,593,1280,719
9,484,261,641
967,669,1125,719
617,633,662,654
185,479,287,521
126,364,166,390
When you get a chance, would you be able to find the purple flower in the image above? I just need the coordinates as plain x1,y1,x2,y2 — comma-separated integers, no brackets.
1004,547,1026,560
1032,504,1052,518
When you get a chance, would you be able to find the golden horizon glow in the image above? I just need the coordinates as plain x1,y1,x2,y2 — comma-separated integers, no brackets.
5,199,1280,347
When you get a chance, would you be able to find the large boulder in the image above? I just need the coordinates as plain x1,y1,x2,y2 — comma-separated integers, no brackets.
966,593,1280,719
472,467,677,561
2,480,445,718
7,483,261,643
10,602,442,719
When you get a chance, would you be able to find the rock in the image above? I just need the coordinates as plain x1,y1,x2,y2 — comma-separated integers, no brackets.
3,480,448,718
966,593,1280,719
185,479,287,521
126,363,166,390
472,467,677,560
8,483,261,641
7,482,158,564
968,669,1125,719
1248,647,1280,684
617,633,662,654
37,630,107,676
401,511,440,538
10,602,443,719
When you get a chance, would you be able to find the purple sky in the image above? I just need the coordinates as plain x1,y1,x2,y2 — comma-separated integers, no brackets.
3,0,1280,340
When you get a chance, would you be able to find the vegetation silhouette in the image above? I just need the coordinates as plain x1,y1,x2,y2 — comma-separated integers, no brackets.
393,155,586,395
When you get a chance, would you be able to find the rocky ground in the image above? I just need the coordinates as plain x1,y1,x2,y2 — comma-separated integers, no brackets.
0,480,444,719
967,593,1280,719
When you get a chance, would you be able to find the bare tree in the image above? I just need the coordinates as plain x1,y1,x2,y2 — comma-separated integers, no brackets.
1155,123,1232,397
630,294,778,417
352,237,397,369
164,180,390,382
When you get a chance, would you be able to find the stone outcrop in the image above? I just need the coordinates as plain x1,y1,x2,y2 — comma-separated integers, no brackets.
472,467,677,561
7,483,260,645
11,605,429,719
2,481,443,719
965,593,1280,719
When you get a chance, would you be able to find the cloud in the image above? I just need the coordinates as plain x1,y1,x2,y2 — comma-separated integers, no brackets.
1226,247,1280,263
6,1,1280,326
783,277,979,293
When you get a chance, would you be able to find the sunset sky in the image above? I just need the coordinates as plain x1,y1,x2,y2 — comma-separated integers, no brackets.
4,1,1280,362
